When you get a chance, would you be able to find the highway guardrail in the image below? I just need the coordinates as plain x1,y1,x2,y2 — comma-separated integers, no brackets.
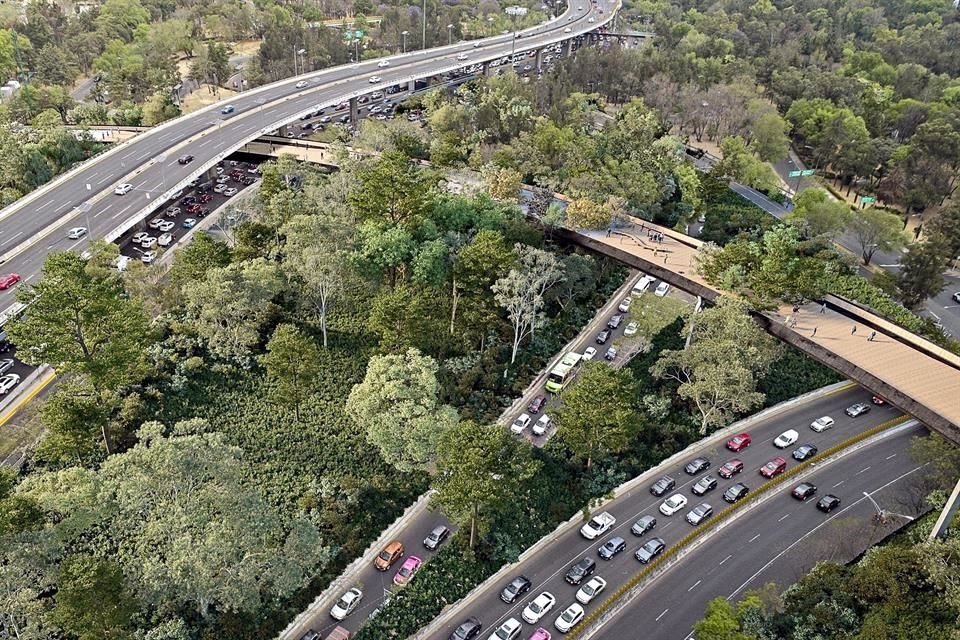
566,413,913,639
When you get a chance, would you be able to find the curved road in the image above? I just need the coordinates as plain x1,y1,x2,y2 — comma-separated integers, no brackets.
421,386,907,639
0,0,615,306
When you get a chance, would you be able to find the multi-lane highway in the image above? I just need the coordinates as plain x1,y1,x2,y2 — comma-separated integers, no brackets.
0,0,614,309
422,385,906,640
591,421,927,640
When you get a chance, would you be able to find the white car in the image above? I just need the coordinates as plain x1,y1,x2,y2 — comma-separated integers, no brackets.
140,251,156,264
632,274,654,295
115,255,130,272
0,373,20,395
157,233,173,247
67,227,87,239
588,16,595,22
774,429,800,448
582,346,597,360
140,236,157,249
330,587,362,621
295,80,308,88
224,187,238,197
511,413,532,434
618,298,631,313
489,618,522,640
522,592,557,624
532,414,551,436
810,416,835,432
132,232,150,244
655,281,670,297
369,75,383,83
624,322,639,337
457,53,469,60
158,220,175,232
554,603,584,633
575,576,606,604
377,59,391,67
148,218,164,229
580,511,616,539
564,27,572,32
114,183,133,195
214,183,228,193
659,493,688,516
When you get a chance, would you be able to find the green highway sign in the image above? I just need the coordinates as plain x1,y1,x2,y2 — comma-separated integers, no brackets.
801,169,815,176
861,196,876,204
788,170,802,178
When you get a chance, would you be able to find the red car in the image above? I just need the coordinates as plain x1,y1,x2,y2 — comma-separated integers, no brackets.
718,459,744,479
0,273,21,290
198,193,212,204
726,433,752,452
185,203,202,214
760,456,787,479
871,395,886,405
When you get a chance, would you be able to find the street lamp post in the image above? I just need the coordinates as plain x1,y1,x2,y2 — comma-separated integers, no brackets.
505,7,528,59
447,23,453,45
422,0,427,49
402,30,409,53
297,48,307,74
863,491,915,524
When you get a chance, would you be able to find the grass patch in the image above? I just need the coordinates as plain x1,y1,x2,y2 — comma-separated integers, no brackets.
615,293,690,352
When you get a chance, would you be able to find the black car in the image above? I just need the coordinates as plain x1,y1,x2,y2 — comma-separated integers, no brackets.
450,616,483,640
691,475,718,496
595,330,610,344
299,631,320,640
723,483,749,503
634,537,665,564
650,476,675,497
792,482,818,501
792,444,818,461
527,395,547,414
177,154,194,164
564,557,596,585
423,524,450,550
685,457,711,475
631,515,657,536
500,575,532,603
845,403,871,418
598,536,626,560
817,494,841,513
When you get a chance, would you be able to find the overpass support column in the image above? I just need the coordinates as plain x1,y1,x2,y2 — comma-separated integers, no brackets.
278,125,290,137
564,38,574,56
408,79,416,93
484,62,496,77
349,97,359,124
535,48,544,73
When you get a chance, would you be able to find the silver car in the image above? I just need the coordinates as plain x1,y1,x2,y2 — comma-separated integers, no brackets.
0,373,20,394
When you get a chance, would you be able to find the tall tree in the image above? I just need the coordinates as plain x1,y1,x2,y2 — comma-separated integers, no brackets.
556,363,638,469
433,421,540,547
49,555,135,640
347,150,438,227
787,189,853,239
652,297,780,435
345,348,459,472
492,245,565,364
895,235,950,309
847,207,906,265
261,324,321,421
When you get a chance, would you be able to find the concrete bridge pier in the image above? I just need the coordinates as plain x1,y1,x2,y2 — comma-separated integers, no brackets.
535,48,544,73
349,97,359,124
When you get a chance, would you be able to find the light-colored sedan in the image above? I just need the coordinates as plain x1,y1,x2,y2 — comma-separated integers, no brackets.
67,227,87,239
489,618,522,640
330,587,362,620
659,493,688,516
224,187,238,197
774,429,800,448
511,413,532,434
618,297,631,312
132,232,150,244
522,591,557,624
532,414,551,436
810,416,835,432
624,321,639,336
140,236,157,249
655,281,670,297
0,373,20,395
575,576,606,604
140,251,156,264
157,233,173,247
554,603,584,633
582,346,597,360
158,220,175,232
114,183,132,195
295,80,308,88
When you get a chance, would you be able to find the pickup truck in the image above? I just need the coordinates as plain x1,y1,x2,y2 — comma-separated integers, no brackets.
580,511,616,540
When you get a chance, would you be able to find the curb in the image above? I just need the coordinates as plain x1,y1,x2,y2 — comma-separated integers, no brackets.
409,379,858,639
570,414,914,639
279,490,436,640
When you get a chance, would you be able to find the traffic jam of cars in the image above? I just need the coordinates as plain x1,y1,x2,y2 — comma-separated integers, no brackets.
440,395,891,639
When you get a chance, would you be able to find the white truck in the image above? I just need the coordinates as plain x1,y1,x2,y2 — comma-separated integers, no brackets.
580,511,616,539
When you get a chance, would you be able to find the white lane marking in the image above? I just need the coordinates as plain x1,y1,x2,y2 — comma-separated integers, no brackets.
719,554,733,566
37,199,55,210
749,534,761,542
655,608,669,622
832,480,845,488
778,513,790,522
687,580,701,592
8,232,22,242
858,466,872,474
886,454,897,460
727,464,925,600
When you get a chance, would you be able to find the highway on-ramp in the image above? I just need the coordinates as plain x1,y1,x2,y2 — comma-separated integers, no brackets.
420,386,906,640
0,1,615,309
588,420,927,640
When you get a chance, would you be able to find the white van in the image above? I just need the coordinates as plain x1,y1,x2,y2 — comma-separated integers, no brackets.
632,275,654,297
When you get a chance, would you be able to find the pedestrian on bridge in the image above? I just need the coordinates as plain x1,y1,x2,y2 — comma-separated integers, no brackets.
868,331,877,342
851,325,857,335
811,326,818,337
820,302,827,314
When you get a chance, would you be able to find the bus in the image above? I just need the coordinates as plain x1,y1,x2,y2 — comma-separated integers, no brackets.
545,351,583,394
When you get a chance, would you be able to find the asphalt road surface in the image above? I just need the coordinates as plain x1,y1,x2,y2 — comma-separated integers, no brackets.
0,1,613,312
594,420,928,640
422,385,902,640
